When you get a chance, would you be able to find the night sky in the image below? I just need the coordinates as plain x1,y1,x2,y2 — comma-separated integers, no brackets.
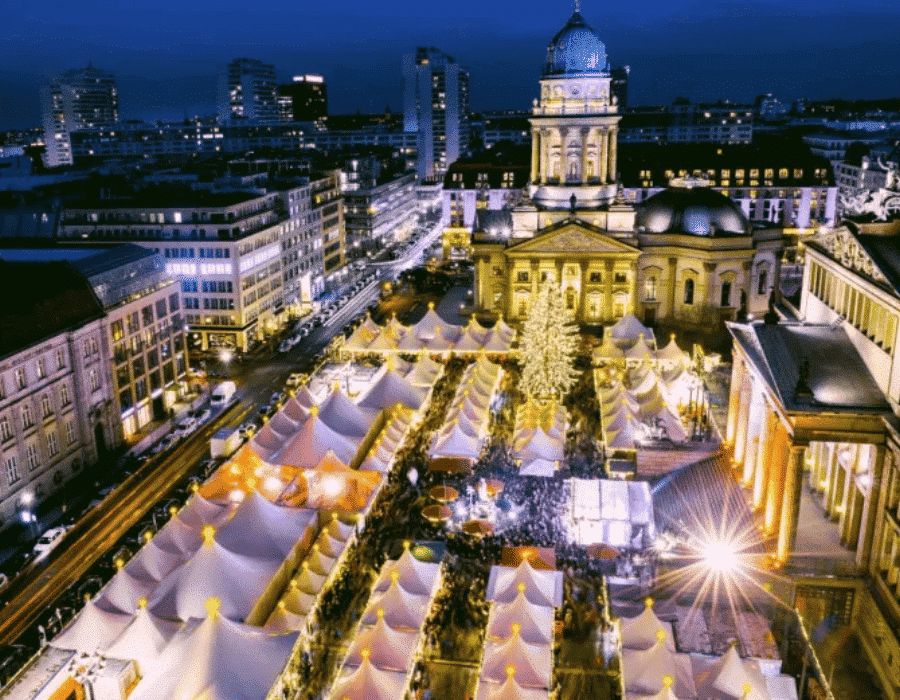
1,0,898,129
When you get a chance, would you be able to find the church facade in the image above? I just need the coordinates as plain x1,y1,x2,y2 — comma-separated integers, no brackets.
471,9,784,328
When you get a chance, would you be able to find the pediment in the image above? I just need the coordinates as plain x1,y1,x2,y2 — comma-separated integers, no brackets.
507,221,640,257
812,226,888,286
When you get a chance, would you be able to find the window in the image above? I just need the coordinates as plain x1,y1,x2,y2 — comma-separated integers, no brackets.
26,443,39,470
47,431,58,457
589,272,602,283
5,456,20,484
0,375,4,400
56,347,66,371
41,395,52,418
684,278,695,305
89,369,100,392
66,420,77,445
111,320,124,341
60,384,70,406
614,272,627,284
36,358,45,379
516,271,529,283
15,368,26,390
645,276,658,301
0,417,11,442
758,270,768,295
22,403,34,429
720,281,732,307
142,305,155,327
83,339,91,358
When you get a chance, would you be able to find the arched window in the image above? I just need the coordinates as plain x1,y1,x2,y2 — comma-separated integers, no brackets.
684,278,695,305
720,281,732,307
645,276,657,301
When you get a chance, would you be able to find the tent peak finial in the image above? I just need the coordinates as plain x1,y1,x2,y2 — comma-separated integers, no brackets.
506,664,516,679
645,596,654,609
360,647,371,661
742,682,753,698
428,301,435,310
137,597,148,609
663,675,674,689
517,582,526,593
278,600,287,609
376,607,385,620
202,525,216,546
511,622,521,637
656,629,666,643
309,404,319,417
390,570,400,584
205,597,221,618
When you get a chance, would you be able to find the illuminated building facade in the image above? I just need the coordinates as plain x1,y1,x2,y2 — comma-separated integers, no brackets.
471,9,783,327
41,64,119,167
0,261,119,531
403,47,470,182
219,58,279,124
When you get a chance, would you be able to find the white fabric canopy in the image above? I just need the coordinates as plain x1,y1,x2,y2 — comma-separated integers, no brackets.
620,604,677,652
329,658,407,700
317,388,377,438
430,422,483,461
487,560,563,608
373,548,441,597
215,491,317,562
622,639,696,698
691,645,773,700
102,606,181,673
50,600,132,654
344,616,419,672
476,676,549,700
357,369,426,411
609,314,655,344
277,413,360,467
413,308,460,341
360,579,429,631
96,567,158,615
482,633,552,689
486,590,555,645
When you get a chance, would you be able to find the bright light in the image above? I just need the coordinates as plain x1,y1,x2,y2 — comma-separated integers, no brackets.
220,349,234,364
20,492,34,507
704,540,738,572
322,475,343,498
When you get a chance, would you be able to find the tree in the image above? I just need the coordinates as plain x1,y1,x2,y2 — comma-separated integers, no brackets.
519,278,579,401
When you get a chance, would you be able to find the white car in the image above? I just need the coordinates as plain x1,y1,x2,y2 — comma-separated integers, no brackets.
153,433,181,454
32,527,68,559
174,417,197,437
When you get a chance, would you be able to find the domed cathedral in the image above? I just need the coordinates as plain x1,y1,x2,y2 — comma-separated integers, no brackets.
471,5,784,329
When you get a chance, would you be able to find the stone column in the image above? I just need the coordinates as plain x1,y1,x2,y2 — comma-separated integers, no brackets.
604,260,615,321
505,260,515,319
726,355,745,444
581,128,590,184
733,374,753,468
579,261,589,318
765,423,789,535
608,127,618,183
753,410,776,511
540,130,551,185
777,443,808,563
856,445,885,569
667,257,678,321
530,259,540,299
530,129,540,183
598,129,609,183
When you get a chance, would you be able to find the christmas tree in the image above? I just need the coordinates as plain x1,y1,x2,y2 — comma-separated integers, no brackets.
519,277,579,401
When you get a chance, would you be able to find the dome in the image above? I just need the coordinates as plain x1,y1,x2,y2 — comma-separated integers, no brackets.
544,11,607,77
635,186,750,237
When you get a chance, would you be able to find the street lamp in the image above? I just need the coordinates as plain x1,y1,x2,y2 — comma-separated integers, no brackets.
19,492,37,538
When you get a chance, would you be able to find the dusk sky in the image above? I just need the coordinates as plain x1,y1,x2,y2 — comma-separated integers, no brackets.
1,0,898,130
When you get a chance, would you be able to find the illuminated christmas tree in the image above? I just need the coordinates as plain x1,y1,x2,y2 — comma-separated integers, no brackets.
519,277,579,401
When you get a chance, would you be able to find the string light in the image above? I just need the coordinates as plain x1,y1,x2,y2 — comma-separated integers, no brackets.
519,279,579,401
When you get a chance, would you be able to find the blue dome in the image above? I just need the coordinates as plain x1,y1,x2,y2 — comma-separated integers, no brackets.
544,11,607,77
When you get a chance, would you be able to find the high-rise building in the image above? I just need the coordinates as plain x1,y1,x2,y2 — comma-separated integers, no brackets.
219,58,279,124
610,65,630,110
41,64,119,168
277,75,328,123
403,47,470,183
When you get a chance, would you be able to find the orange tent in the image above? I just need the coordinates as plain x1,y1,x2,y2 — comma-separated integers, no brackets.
200,444,271,501
281,450,381,512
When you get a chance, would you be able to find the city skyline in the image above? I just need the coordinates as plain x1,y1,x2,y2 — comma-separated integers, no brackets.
1,0,899,130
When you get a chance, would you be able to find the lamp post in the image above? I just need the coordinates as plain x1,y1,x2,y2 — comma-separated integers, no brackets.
19,491,37,539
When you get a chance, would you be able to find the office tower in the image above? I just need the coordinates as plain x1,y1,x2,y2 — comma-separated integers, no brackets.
403,47,470,182
611,65,630,110
219,58,279,124
278,74,328,123
41,64,119,168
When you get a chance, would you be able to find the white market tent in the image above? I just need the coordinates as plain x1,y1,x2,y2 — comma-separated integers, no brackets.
95,567,157,615
357,369,427,411
486,560,563,608
129,601,297,700
620,601,677,652
125,538,185,583
344,614,419,672
625,335,655,362
656,335,691,367
486,590,555,645
50,599,133,654
373,548,441,597
570,479,655,548
608,314,655,346
328,657,408,700
622,638,697,699
101,605,182,674
476,674,550,700
430,422,484,462
176,493,234,530
277,409,361,467
214,491,317,563
317,387,378,438
481,632,552,689
412,306,460,342
360,578,430,631
265,601,306,633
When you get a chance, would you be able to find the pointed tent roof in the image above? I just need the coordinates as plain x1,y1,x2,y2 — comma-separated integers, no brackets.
318,387,377,438
366,330,399,352
130,604,297,700
606,420,645,449
487,590,555,645
513,427,564,462
594,337,625,359
373,548,441,597
658,407,687,443
265,602,306,633
694,644,769,700
604,407,642,435
314,530,346,558
468,318,492,343
488,559,562,608
125,539,185,583
326,516,356,541
357,370,426,411
294,562,327,594
397,331,425,352
656,335,691,366
154,514,204,557
50,599,132,654
483,330,513,353
626,335,655,361
304,547,337,576
269,410,300,438
282,585,317,615
413,305,459,341
215,490,317,561
424,326,455,351
455,327,485,352
293,386,319,409
177,493,233,530
404,355,442,385
346,322,378,350
620,602,677,651
495,318,516,342
102,605,181,672
149,533,281,622
385,313,408,337
518,456,558,477
328,657,407,700
482,632,552,688
278,410,360,468
96,567,158,614
476,676,549,700
430,422,482,461
622,638,696,698
609,314,655,343
288,451,381,511
360,579,429,630
344,615,418,671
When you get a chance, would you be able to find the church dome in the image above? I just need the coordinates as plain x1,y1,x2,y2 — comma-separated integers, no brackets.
544,11,608,77
635,185,750,237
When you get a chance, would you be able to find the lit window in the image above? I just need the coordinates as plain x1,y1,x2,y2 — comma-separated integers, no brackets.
41,395,52,418
26,443,39,470
15,368,26,390
47,431,58,457
5,456,20,484
66,421,77,445
645,276,658,301
22,403,34,429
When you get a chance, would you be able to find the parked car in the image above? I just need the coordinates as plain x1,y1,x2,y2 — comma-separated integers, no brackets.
152,433,180,454
278,340,292,353
271,391,286,405
173,416,197,437
238,423,257,440
198,459,219,479
32,527,68,559
286,372,304,387
190,406,212,424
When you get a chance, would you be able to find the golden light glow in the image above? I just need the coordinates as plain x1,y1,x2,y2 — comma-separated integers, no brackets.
137,597,148,609
202,525,216,546
205,596,221,618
